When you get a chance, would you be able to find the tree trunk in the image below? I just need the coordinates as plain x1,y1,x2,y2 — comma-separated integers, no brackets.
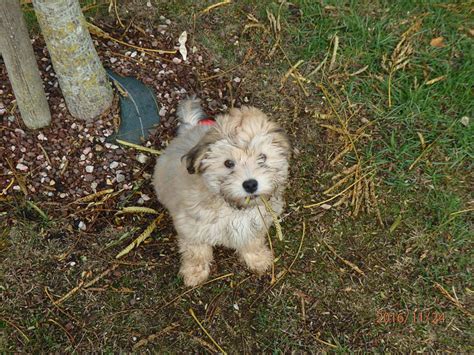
32,0,113,120
0,0,51,129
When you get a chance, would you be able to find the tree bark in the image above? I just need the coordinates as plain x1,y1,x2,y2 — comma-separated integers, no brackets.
32,0,113,120
0,0,51,129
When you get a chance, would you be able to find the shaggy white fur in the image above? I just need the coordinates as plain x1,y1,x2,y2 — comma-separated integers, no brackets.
153,98,290,286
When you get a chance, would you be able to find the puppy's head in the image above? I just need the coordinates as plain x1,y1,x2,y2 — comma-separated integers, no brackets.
183,106,290,208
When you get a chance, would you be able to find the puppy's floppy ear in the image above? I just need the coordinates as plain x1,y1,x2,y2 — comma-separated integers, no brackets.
181,130,220,174
270,127,291,157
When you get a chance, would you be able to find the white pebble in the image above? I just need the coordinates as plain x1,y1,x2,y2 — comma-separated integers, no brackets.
37,133,47,141
85,165,94,173
69,261,77,267
59,193,67,198
131,51,137,58
136,153,148,164
233,77,241,83
16,163,28,171
110,57,118,64
78,221,86,230
141,194,151,201
109,161,119,169
172,57,182,64
116,173,125,183
80,154,86,161
159,107,167,116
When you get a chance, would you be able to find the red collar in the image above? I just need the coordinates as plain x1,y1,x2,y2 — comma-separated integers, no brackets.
198,118,215,126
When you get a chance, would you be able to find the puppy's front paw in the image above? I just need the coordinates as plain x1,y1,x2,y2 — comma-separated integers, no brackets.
240,247,273,274
180,262,210,287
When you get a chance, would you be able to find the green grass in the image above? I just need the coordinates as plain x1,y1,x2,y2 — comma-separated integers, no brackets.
2,0,473,352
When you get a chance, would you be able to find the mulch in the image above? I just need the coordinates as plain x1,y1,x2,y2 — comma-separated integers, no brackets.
0,16,246,226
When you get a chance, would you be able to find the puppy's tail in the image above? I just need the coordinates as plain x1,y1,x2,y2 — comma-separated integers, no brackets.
177,97,205,132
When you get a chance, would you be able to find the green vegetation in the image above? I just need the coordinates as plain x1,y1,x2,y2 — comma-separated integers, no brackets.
2,0,472,352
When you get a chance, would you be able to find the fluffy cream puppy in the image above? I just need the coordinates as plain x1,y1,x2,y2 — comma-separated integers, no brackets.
153,98,290,286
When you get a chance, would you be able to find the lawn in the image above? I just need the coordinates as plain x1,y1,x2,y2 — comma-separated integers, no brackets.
1,0,473,352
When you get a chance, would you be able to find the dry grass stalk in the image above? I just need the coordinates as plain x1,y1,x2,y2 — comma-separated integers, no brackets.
53,264,119,305
116,139,162,155
409,118,458,170
48,318,75,345
304,171,373,209
108,0,124,28
0,317,30,343
86,22,176,54
349,65,369,76
72,188,114,204
434,282,473,317
425,75,447,86
280,59,304,90
115,214,164,259
199,0,231,16
256,204,276,283
160,273,234,310
116,206,160,215
328,34,339,72
5,157,28,195
323,240,365,276
260,197,283,241
189,308,227,354
382,18,422,107
132,323,179,350
250,222,306,307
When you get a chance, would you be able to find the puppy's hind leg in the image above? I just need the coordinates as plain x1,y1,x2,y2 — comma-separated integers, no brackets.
178,238,213,286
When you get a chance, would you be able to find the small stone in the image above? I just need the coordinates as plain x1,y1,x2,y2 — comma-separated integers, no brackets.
109,161,119,169
165,19,171,25
116,173,125,183
49,180,56,186
16,163,28,171
136,153,148,164
78,221,86,231
110,57,118,64
131,51,137,58
80,154,86,161
69,261,77,267
59,193,67,198
461,116,469,127
83,147,91,155
233,77,241,83
172,57,182,64
141,194,151,201
159,107,167,116
37,133,47,141
85,165,94,173
233,303,240,310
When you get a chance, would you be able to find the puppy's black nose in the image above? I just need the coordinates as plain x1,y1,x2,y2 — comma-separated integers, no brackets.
242,179,258,194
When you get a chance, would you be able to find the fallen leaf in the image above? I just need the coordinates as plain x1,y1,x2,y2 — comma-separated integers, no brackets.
106,69,161,144
430,36,445,47
178,31,187,61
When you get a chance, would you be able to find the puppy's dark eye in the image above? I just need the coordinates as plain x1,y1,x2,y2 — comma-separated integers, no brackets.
224,160,235,168
258,154,267,162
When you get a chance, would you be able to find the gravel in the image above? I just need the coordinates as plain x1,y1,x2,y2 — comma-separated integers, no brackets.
1,18,242,208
